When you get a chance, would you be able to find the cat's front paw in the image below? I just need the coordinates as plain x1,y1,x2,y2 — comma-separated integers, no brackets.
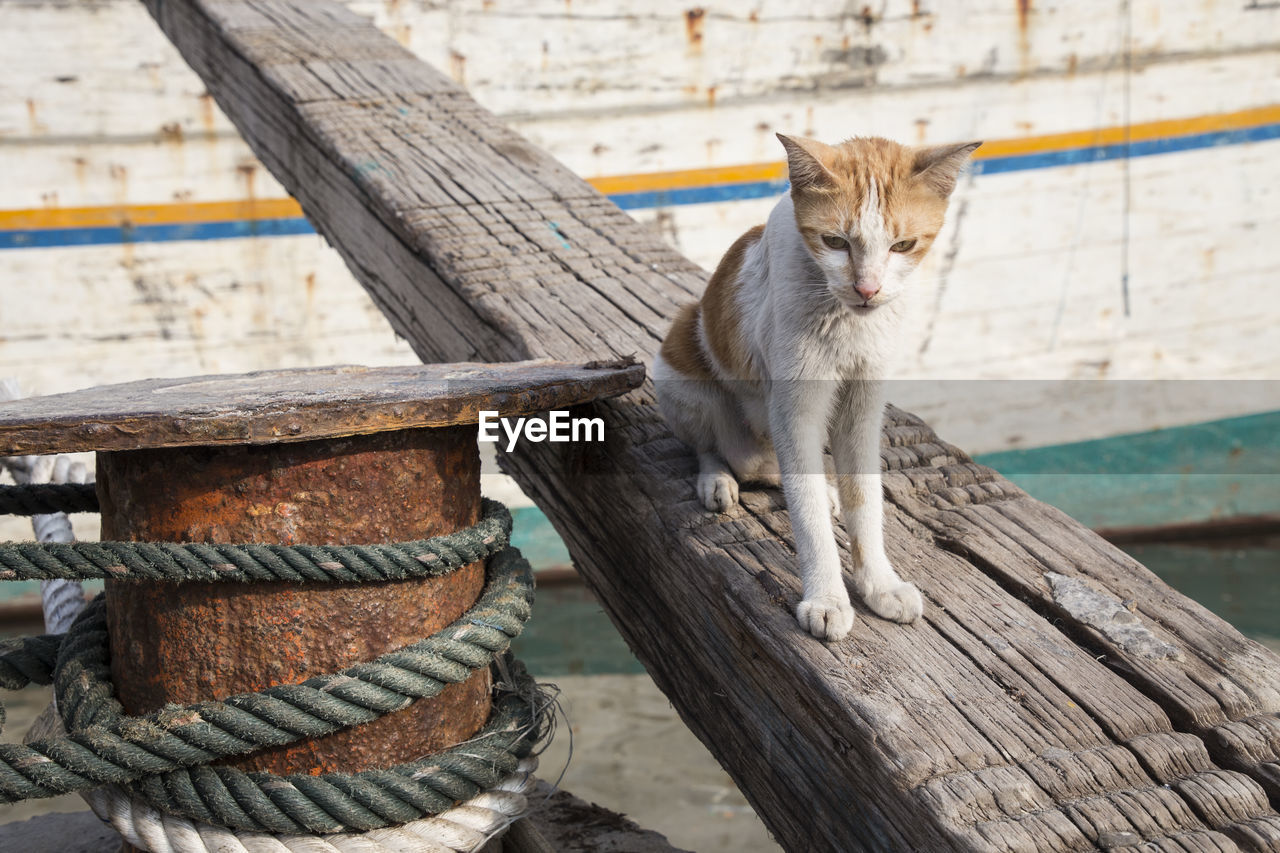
697,469,739,512
796,594,855,641
863,581,924,624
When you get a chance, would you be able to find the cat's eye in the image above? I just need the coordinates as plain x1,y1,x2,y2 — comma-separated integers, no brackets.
890,239,917,253
821,234,848,250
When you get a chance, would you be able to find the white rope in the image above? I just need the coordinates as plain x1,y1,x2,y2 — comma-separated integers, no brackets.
0,379,91,635
38,456,92,632
80,757,539,853
4,378,545,852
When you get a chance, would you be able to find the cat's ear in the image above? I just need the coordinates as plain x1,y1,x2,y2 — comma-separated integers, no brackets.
912,141,982,197
777,133,837,191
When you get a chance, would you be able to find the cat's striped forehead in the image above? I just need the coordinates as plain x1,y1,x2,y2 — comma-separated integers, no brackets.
792,137,948,241
821,137,917,201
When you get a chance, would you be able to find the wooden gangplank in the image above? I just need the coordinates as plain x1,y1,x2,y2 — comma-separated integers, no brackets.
142,2,1280,849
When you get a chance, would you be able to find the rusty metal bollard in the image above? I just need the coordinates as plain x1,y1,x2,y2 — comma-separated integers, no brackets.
0,360,641,846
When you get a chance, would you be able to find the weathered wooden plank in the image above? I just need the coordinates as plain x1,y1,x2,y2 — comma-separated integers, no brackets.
879,407,1280,802
0,360,642,455
142,1,1280,850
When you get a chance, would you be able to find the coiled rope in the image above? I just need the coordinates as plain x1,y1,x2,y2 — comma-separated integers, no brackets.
79,756,542,853
0,478,553,846
0,490,511,584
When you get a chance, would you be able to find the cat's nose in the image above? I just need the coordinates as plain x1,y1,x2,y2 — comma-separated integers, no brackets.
854,281,880,300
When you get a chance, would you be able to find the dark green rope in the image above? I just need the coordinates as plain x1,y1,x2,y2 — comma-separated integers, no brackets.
0,483,98,516
0,498,511,583
0,633,60,691
0,548,538,825
0,485,551,833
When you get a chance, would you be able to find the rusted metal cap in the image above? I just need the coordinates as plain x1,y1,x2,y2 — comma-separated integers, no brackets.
0,358,644,455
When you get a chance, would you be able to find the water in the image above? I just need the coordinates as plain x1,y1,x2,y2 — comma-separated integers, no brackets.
1123,536,1280,654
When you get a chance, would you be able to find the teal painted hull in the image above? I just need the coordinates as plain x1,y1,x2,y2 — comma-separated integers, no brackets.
975,410,1280,530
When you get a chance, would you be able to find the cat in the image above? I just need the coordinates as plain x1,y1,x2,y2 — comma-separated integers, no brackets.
653,133,980,641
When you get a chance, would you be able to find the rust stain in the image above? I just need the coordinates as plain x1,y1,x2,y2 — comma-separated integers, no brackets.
1016,0,1032,75
236,161,257,201
392,24,411,46
25,99,47,135
1066,52,1078,75
748,9,758,23
914,118,929,143
706,84,718,108
160,122,184,144
859,6,876,30
685,8,706,47
449,50,467,84
1202,247,1216,275
109,163,128,203
198,92,216,133
72,156,88,189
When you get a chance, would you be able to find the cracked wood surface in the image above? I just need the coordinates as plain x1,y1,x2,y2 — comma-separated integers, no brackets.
142,1,1280,849
0,361,643,454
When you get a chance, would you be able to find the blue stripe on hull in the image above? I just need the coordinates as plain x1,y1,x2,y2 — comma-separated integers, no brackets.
3,122,1278,250
0,218,316,250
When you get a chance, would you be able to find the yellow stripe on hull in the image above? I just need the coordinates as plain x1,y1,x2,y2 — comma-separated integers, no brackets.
3,103,1278,230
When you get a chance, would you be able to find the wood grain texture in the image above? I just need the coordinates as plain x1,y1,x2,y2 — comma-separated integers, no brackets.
141,1,1280,849
0,360,642,454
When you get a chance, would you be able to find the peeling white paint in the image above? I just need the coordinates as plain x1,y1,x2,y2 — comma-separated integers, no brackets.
1,0,1278,466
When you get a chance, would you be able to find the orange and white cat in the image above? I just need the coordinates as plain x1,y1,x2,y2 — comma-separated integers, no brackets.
654,134,979,641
